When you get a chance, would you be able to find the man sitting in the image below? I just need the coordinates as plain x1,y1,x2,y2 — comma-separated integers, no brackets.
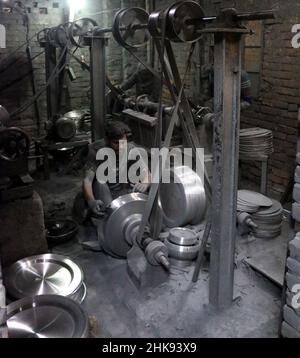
74,121,151,223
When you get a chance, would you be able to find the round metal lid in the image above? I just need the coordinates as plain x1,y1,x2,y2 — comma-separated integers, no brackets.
238,190,273,208
252,200,283,217
169,228,198,246
70,282,87,305
6,295,89,338
4,254,84,300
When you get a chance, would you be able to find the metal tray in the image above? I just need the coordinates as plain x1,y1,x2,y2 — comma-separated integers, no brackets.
6,295,89,338
4,254,83,300
70,282,87,305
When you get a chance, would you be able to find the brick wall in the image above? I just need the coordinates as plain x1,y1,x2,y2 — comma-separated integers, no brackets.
0,0,67,137
1,0,299,194
202,0,300,195
0,0,149,137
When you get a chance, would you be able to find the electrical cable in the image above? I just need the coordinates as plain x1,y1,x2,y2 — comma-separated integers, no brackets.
0,49,44,76
0,2,35,67
0,33,38,67
10,46,68,118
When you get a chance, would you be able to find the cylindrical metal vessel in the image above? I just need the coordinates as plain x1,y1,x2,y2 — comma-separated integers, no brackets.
160,166,206,228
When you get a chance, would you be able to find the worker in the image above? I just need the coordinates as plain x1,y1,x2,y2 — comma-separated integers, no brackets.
199,66,252,154
119,63,161,103
202,64,252,111
74,121,151,223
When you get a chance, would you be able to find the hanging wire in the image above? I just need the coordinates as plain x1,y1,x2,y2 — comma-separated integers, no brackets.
10,45,68,118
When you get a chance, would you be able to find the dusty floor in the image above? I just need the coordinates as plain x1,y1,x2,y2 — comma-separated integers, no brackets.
34,173,290,338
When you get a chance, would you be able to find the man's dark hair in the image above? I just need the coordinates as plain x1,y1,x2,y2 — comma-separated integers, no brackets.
105,121,131,141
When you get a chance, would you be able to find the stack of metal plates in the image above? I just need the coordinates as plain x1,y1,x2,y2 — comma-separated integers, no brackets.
6,295,89,338
4,254,86,304
251,199,284,239
237,190,273,213
240,127,273,160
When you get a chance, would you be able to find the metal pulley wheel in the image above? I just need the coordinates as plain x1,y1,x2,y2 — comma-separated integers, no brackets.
37,28,51,45
0,127,30,162
69,18,98,48
148,11,162,38
149,1,205,43
112,7,150,48
167,1,205,43
145,241,168,266
103,193,163,258
160,166,207,228
55,23,72,47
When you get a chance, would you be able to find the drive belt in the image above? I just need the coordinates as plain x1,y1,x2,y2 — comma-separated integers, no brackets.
135,14,197,247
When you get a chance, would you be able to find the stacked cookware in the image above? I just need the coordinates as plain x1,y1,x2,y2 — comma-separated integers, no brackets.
3,254,88,338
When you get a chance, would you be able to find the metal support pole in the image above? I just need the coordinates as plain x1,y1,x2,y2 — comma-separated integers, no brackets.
26,46,42,137
261,160,268,196
0,258,7,338
45,43,59,123
209,31,242,310
89,33,108,142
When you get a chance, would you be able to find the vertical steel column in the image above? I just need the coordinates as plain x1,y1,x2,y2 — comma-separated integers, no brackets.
90,32,107,142
209,31,243,310
0,257,7,338
45,43,59,123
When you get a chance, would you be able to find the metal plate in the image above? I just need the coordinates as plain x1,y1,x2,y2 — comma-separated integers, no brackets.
239,127,273,159
160,166,206,228
6,295,89,338
70,282,87,305
169,227,198,246
238,190,273,207
4,254,83,300
252,199,283,218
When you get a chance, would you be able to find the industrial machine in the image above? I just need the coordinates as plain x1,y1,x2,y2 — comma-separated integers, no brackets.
0,107,33,203
30,1,274,310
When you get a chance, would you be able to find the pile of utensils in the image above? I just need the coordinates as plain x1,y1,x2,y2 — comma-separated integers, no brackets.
239,127,274,160
251,200,284,239
3,254,89,338
237,190,283,239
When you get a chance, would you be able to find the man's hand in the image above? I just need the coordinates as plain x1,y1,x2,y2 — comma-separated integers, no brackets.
88,199,105,217
133,182,150,194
